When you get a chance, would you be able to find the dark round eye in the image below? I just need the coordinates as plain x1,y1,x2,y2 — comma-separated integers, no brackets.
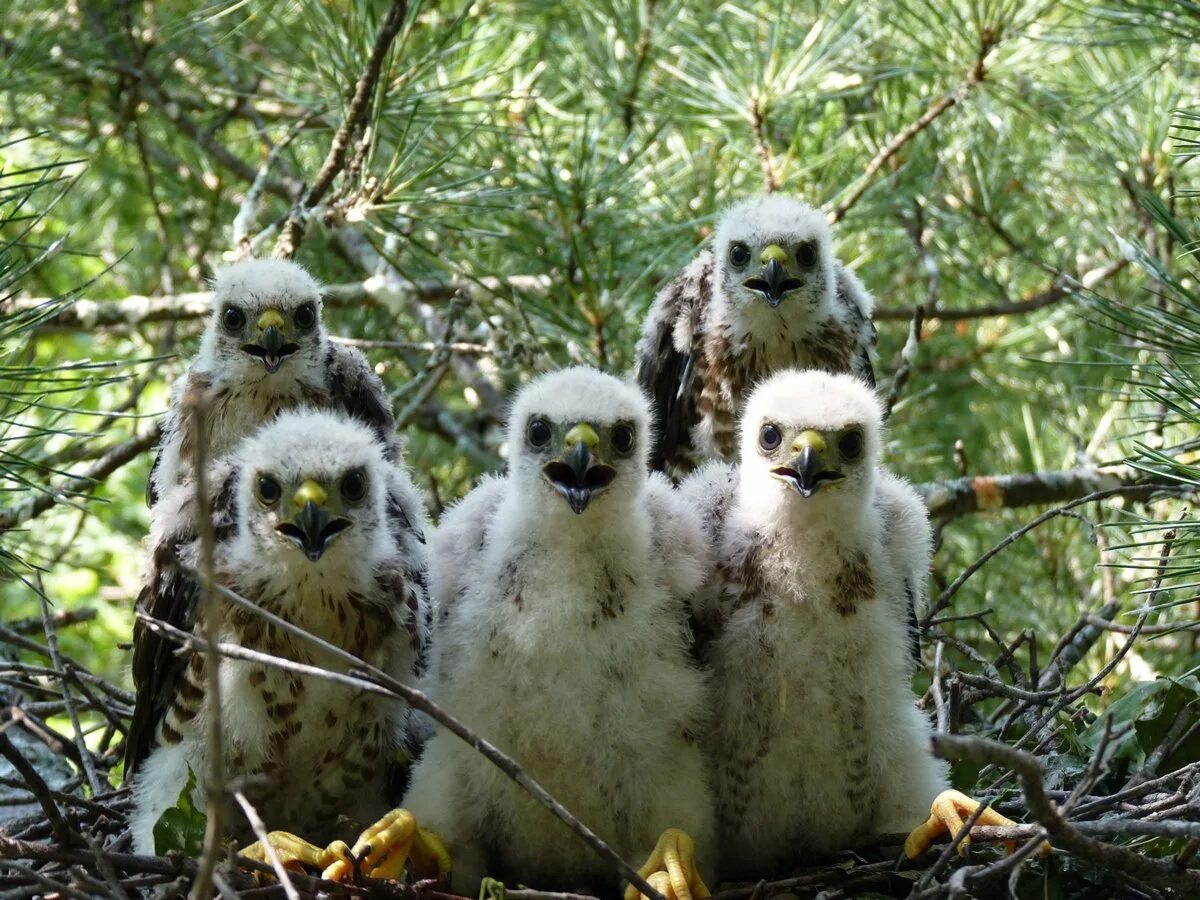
527,418,551,448
758,423,782,453
838,429,864,460
728,242,751,268
612,423,635,455
796,241,818,267
340,469,367,503
256,475,281,505
222,305,246,332
294,302,317,330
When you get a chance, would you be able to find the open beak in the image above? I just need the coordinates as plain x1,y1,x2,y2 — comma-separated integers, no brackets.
275,480,353,561
542,422,617,514
771,430,843,498
241,309,300,374
743,245,804,308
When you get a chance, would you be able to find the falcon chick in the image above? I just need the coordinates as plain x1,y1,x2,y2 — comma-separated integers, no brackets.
406,366,715,898
127,410,441,881
148,259,395,508
636,196,876,473
681,370,1019,876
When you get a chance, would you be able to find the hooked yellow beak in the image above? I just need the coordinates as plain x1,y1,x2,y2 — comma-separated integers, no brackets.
256,308,286,332
745,245,802,308
276,479,351,562
243,308,298,373
544,422,615,515
771,429,841,498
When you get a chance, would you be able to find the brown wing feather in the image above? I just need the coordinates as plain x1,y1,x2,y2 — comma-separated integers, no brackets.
124,467,240,778
834,266,877,388
325,343,398,456
636,254,712,472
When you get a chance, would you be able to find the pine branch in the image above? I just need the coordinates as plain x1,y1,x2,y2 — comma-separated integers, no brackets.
13,258,1124,331
8,276,553,329
275,0,411,257
874,259,1129,322
829,28,997,224
0,427,161,535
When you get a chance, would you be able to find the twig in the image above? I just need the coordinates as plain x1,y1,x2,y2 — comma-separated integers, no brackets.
884,304,924,417
275,0,410,256
8,606,97,635
922,486,1176,626
931,641,948,734
749,97,779,193
36,578,101,797
932,733,1200,893
829,29,995,224
232,791,301,900
332,336,491,356
621,0,656,134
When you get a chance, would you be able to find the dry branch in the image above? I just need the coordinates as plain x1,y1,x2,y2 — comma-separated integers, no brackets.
932,734,1200,894
8,276,554,330
10,257,1123,332
914,466,1168,521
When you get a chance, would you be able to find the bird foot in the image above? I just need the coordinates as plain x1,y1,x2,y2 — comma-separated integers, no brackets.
321,808,451,883
904,789,1051,859
239,830,331,875
624,828,711,900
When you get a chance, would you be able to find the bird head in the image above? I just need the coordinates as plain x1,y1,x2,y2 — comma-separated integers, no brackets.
508,367,649,517
204,259,327,382
234,410,387,572
740,369,882,511
713,195,835,327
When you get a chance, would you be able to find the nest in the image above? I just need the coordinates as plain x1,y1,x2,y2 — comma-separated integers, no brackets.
2,509,1200,900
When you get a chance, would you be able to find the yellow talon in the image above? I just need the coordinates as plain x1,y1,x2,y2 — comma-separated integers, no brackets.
320,808,451,884
240,831,333,875
626,828,710,900
904,789,1051,859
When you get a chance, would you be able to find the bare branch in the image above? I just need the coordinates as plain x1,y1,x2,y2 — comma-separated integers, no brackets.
932,733,1200,894
914,467,1177,521
10,276,553,331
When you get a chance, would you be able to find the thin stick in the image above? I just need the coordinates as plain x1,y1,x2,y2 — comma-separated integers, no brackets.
36,578,101,797
232,791,301,900
275,0,410,256
188,391,226,900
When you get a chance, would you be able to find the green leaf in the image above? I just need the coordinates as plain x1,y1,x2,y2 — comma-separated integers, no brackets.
152,766,207,856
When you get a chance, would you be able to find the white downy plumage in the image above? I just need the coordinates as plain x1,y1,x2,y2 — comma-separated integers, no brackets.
409,366,715,895
681,369,943,878
128,411,430,854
